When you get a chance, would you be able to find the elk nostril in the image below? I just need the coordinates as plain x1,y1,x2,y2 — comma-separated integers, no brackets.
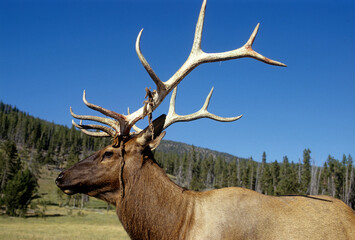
55,172,64,185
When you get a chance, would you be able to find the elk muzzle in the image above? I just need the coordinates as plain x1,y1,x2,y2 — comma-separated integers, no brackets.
55,171,77,195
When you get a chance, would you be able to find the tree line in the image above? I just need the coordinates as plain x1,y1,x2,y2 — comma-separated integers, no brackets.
0,101,354,214
0,101,111,165
155,146,355,209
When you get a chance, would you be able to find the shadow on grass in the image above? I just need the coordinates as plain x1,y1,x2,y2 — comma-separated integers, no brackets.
25,213,65,218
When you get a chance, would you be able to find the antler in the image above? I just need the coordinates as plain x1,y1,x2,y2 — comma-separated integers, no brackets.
164,87,243,129
71,0,286,137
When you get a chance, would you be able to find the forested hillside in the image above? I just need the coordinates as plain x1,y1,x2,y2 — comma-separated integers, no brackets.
0,101,354,211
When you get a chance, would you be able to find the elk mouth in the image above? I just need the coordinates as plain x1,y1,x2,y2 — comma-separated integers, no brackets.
56,182,82,195
55,172,80,195
56,182,78,195
63,189,76,195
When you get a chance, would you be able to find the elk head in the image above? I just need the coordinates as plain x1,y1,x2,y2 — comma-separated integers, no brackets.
55,114,167,204
56,0,286,204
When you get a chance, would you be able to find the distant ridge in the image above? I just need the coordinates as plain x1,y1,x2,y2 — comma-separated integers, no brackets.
157,140,247,163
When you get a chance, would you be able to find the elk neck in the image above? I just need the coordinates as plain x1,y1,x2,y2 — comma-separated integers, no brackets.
116,149,195,240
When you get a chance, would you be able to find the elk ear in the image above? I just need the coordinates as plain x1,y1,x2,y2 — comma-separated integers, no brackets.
149,131,166,150
136,114,166,148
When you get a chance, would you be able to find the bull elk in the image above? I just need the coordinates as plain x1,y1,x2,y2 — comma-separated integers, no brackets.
56,1,355,239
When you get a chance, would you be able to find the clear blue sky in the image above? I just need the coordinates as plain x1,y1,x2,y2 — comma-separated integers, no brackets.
1,0,354,165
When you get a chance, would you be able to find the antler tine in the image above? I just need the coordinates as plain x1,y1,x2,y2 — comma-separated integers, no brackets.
70,91,130,135
136,29,166,95
127,107,143,133
163,0,208,93
200,23,287,67
72,120,113,137
82,90,142,136
70,106,119,131
162,0,286,94
190,0,206,55
73,90,143,137
76,129,110,138
164,87,242,129
243,24,286,66
83,90,128,127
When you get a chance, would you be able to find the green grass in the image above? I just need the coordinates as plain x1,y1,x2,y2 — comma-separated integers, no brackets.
0,167,130,239
0,206,130,240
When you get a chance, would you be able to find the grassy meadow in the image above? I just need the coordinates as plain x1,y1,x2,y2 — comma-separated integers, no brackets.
0,167,130,240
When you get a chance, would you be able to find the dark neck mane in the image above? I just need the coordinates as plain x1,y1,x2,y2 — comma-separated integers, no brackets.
116,152,195,240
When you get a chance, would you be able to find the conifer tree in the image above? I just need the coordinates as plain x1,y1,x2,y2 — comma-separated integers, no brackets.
276,156,298,195
271,160,280,194
241,160,250,189
260,152,273,194
188,146,204,191
346,155,355,208
248,158,256,190
214,156,226,189
0,140,21,191
319,161,330,195
300,149,311,194
200,154,213,188
1,168,38,216
228,159,238,187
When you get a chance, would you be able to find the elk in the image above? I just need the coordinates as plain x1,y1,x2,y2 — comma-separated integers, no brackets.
56,1,355,239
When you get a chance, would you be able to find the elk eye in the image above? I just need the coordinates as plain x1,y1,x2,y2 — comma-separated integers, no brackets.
102,151,114,160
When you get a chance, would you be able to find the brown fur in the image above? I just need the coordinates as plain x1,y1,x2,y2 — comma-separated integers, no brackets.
56,124,355,240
